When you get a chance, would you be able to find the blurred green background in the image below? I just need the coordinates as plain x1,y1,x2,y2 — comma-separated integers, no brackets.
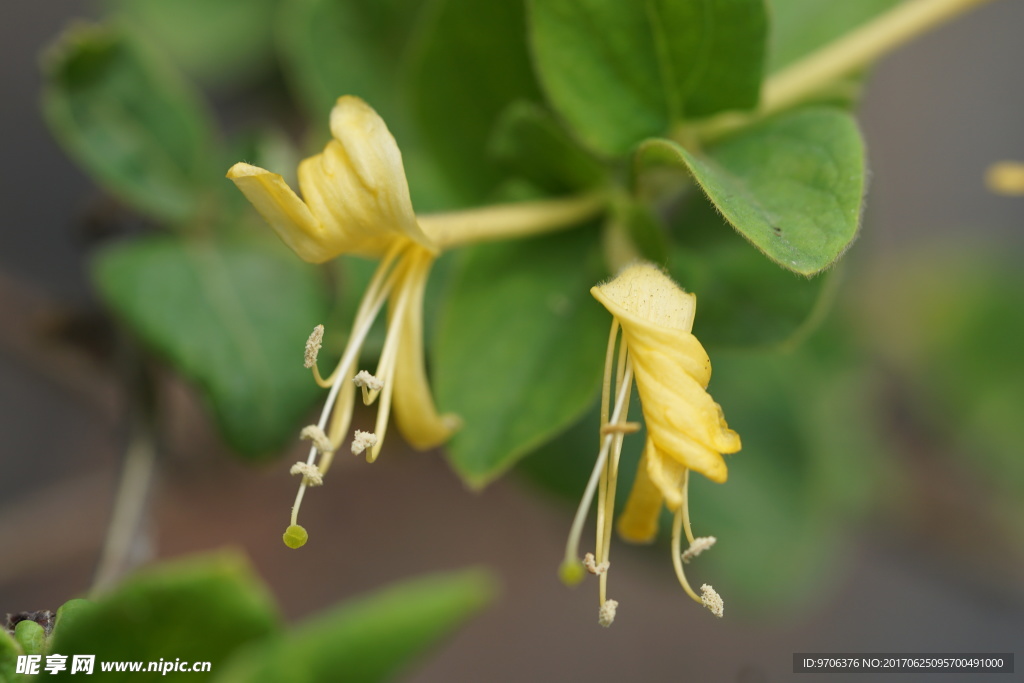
1,1,1022,681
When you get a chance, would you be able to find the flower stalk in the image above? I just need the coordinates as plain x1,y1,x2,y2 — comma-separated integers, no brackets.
687,0,999,142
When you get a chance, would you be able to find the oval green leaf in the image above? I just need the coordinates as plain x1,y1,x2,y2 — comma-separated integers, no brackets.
49,552,280,682
527,0,767,155
434,227,609,489
409,0,542,201
92,236,329,457
638,107,866,275
42,23,216,223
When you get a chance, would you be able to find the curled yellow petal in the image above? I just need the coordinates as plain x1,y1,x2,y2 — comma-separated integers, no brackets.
591,263,740,484
228,96,436,262
616,443,663,544
389,248,461,449
226,162,335,263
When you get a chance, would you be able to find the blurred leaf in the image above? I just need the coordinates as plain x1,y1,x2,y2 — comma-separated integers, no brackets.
767,0,900,72
434,227,608,488
667,192,832,349
42,23,216,223
688,351,862,611
50,552,280,682
490,102,607,194
860,249,1024,496
214,569,496,683
93,236,330,457
409,0,541,201
51,599,94,645
607,197,670,265
527,0,767,155
0,629,17,683
638,107,865,275
277,0,461,211
278,0,426,125
103,0,280,86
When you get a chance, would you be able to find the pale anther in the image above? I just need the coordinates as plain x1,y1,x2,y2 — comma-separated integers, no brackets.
583,552,609,575
351,430,379,456
681,536,717,564
598,599,619,628
300,425,334,454
352,370,384,391
290,462,323,487
304,325,324,369
599,421,641,436
700,584,724,618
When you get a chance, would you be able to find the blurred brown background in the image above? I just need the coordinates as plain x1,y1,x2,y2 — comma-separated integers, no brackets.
2,1,1023,682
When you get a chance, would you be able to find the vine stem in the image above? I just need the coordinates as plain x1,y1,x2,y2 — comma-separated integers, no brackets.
689,0,1000,142
90,412,157,596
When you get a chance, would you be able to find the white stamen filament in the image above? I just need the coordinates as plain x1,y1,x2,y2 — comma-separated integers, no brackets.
289,244,408,527
561,342,634,582
598,334,631,606
671,471,710,607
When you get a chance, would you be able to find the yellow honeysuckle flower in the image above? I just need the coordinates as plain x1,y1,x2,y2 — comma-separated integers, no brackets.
228,96,433,262
560,263,740,625
228,96,608,549
228,96,459,548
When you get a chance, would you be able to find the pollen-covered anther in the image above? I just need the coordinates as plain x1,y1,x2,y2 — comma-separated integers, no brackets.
350,430,379,456
582,552,609,575
700,584,724,618
299,425,334,454
598,599,619,628
304,325,324,369
599,421,641,436
289,462,324,487
681,536,717,564
353,370,384,391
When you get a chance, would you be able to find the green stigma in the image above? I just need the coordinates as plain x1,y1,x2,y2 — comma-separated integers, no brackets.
559,559,585,586
283,524,308,549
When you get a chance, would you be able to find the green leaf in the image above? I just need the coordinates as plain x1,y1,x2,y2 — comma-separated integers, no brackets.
490,102,607,193
13,622,44,657
93,236,330,457
667,192,834,349
434,227,609,488
49,552,280,682
42,23,216,223
103,0,280,86
214,569,496,683
277,0,459,212
638,107,865,275
278,0,427,125
527,0,767,155
51,599,94,644
859,249,1024,506
0,629,18,683
409,0,541,201
767,0,900,72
